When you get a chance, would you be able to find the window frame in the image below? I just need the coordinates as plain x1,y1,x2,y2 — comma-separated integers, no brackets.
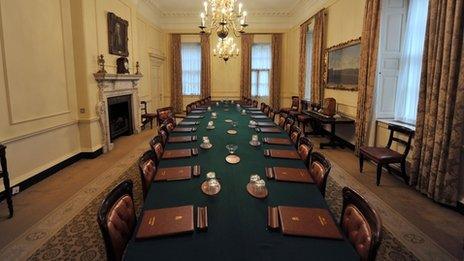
181,42,201,96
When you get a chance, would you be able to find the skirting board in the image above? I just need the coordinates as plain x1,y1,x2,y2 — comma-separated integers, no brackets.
0,148,102,202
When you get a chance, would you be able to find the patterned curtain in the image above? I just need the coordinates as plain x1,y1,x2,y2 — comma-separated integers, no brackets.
354,0,381,154
170,34,183,113
298,20,312,98
200,34,211,98
310,9,326,104
240,34,253,98
410,0,464,206
270,34,282,109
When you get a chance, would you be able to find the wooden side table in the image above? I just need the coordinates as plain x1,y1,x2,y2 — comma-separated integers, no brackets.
0,144,13,218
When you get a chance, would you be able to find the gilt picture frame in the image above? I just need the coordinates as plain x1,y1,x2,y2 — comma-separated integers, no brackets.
324,38,361,91
108,12,129,57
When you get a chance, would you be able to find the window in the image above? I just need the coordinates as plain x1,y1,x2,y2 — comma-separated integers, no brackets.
251,44,271,97
304,24,314,100
181,43,201,95
394,0,428,125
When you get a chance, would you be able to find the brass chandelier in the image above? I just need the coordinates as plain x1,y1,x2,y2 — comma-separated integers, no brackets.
213,36,239,62
199,0,249,39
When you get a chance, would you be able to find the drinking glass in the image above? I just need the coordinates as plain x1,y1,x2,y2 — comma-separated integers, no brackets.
252,135,258,142
250,174,261,184
226,144,238,155
255,179,266,192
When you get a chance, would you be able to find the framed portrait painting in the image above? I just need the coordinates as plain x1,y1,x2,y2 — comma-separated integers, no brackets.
108,12,129,57
324,38,361,91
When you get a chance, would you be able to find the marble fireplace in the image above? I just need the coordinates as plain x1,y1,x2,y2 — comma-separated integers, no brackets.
94,73,143,153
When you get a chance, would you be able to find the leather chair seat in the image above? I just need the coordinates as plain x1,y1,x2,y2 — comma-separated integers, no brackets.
297,114,310,122
359,146,403,164
288,110,300,117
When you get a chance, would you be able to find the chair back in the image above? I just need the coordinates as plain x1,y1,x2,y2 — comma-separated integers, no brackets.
252,100,258,108
341,187,382,261
386,124,414,159
162,117,176,132
156,107,174,125
186,104,193,115
291,96,300,110
158,125,170,146
297,137,313,167
263,105,270,115
289,125,303,146
284,117,295,133
0,144,7,179
140,101,148,115
260,102,266,111
268,109,276,122
138,150,157,199
277,113,288,127
149,136,164,160
98,180,136,261
309,152,331,197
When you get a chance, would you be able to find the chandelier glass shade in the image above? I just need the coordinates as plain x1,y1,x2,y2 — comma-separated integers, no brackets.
199,0,248,39
213,37,239,62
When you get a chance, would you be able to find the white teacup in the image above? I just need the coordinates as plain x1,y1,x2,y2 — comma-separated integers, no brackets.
207,106,212,111
208,121,214,127
211,112,217,118
251,135,259,142
202,136,210,144
242,109,246,114
250,174,261,183
206,172,216,179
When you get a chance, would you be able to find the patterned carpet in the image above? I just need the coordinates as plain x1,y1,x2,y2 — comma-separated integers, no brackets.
26,162,419,261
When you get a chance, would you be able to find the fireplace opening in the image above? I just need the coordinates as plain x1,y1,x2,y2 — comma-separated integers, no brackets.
108,95,133,141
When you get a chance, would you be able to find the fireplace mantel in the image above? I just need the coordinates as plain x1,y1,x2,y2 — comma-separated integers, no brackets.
94,73,143,153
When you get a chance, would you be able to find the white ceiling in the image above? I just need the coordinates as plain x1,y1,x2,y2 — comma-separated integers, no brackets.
149,0,303,15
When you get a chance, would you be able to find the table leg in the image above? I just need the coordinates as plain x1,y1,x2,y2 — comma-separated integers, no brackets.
320,123,345,149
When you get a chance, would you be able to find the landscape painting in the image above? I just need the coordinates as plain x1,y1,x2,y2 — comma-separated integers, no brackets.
325,39,361,91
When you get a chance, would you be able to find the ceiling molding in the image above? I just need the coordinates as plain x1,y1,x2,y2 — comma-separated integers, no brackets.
137,0,331,30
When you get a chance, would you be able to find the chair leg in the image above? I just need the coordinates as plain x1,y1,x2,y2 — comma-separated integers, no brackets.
376,164,382,186
400,161,409,184
359,153,364,173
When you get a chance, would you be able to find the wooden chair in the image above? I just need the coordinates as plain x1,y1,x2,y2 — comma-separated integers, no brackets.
141,101,156,130
341,187,382,261
309,152,331,197
98,180,136,261
0,144,13,218
289,125,304,147
162,117,176,132
149,136,165,160
260,102,266,112
277,112,288,128
263,105,270,115
283,117,295,134
268,109,277,122
158,125,170,146
280,96,299,114
156,107,174,126
138,150,158,199
186,104,193,115
296,100,311,134
297,137,313,168
252,100,259,108
359,124,414,186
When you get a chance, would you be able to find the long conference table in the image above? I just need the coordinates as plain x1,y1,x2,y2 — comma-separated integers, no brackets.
125,102,358,260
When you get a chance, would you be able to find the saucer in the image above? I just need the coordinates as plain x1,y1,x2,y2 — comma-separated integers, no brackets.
226,155,240,164
206,126,215,130
200,143,213,149
227,129,238,135
249,141,261,147
201,181,221,196
246,183,268,199
225,119,233,123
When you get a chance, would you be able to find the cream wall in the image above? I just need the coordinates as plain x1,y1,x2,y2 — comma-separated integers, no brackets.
282,0,365,143
0,0,81,189
71,0,166,151
0,0,167,190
